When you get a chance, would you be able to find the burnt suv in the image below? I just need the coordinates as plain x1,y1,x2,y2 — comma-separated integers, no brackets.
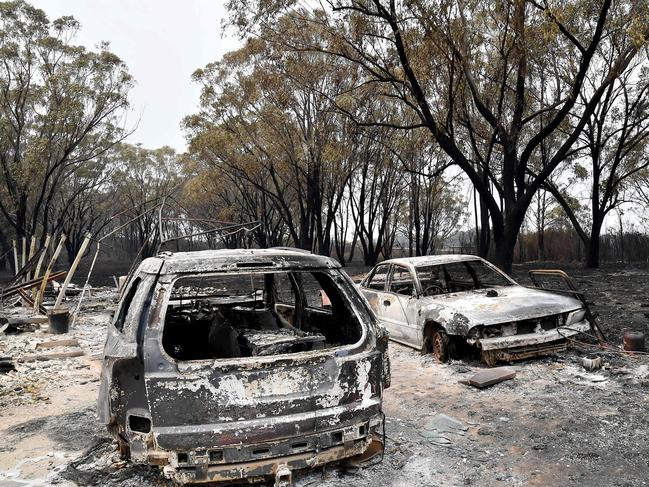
98,248,389,484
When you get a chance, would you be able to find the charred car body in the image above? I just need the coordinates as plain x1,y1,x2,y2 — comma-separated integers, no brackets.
360,255,593,366
98,249,389,484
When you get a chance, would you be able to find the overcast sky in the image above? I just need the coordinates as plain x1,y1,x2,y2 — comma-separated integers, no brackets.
32,0,240,152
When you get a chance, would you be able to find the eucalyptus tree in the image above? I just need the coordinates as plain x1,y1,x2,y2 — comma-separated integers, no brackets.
108,144,182,258
545,57,649,267
185,35,357,254
347,124,406,265
226,0,649,271
182,154,290,248
0,1,133,249
54,149,115,263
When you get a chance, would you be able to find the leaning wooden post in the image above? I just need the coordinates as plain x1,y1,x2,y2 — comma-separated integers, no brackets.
12,240,18,275
33,235,51,281
26,236,36,281
32,234,52,308
54,233,91,309
71,242,100,328
36,234,66,310
21,237,26,269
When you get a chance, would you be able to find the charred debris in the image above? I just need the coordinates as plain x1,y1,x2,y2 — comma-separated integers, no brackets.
98,249,389,485
1,224,645,486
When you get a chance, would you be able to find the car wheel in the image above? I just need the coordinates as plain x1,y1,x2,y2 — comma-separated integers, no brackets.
433,330,450,363
481,350,498,367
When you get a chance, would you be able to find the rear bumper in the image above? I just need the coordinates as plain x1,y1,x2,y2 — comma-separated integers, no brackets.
142,411,384,484
472,320,591,351
166,436,375,484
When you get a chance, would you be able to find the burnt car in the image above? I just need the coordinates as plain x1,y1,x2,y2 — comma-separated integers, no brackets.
98,249,389,485
359,255,593,366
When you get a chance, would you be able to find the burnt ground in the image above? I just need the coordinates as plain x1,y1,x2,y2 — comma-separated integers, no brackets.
1,263,649,487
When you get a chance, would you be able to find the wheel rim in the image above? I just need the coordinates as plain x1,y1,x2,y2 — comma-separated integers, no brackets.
433,333,443,360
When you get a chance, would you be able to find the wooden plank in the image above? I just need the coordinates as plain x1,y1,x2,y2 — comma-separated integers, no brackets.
2,271,67,297
35,235,66,309
54,233,91,308
36,338,80,349
12,240,18,276
20,350,84,362
0,316,49,325
17,288,47,315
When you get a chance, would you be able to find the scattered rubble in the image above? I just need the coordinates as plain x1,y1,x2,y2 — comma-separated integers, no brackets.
419,413,469,446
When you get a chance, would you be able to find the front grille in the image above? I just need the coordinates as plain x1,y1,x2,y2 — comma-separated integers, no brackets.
482,314,562,338
515,315,559,334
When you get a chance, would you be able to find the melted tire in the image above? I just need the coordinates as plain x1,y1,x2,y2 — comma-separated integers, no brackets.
433,330,450,363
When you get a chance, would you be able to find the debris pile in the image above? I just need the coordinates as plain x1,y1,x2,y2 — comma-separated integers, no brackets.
0,289,117,408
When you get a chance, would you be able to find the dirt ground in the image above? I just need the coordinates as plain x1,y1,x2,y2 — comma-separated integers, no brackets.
1,263,649,487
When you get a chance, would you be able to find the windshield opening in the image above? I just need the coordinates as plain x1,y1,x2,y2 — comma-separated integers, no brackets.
416,260,512,296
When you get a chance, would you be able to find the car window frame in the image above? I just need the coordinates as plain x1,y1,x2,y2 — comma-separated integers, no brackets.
387,264,418,297
472,258,517,286
154,268,370,367
112,277,142,333
415,258,516,295
364,263,392,292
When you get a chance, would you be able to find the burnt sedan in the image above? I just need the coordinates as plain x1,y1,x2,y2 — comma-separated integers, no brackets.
359,255,592,366
98,249,389,485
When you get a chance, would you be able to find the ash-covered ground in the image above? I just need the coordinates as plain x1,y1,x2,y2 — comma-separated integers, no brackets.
1,264,649,487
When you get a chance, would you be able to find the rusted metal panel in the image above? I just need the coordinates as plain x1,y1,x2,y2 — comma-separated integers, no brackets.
98,248,388,484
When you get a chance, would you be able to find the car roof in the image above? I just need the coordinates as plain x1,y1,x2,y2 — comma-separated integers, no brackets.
137,248,341,275
378,254,483,267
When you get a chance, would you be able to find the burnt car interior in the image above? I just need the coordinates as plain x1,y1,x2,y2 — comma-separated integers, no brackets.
389,267,415,296
162,271,362,360
416,261,512,296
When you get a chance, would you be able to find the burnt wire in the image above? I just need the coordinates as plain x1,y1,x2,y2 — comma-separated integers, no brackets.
558,327,649,357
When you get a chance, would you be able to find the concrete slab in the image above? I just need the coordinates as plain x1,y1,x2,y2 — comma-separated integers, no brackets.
463,367,516,388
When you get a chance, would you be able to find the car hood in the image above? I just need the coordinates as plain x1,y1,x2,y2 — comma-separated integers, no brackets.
421,285,583,329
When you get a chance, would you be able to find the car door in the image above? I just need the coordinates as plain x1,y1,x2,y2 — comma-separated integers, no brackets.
359,263,394,329
384,265,419,346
